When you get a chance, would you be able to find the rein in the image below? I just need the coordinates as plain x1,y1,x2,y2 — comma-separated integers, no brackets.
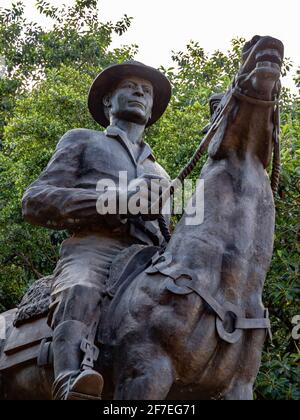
158,79,281,243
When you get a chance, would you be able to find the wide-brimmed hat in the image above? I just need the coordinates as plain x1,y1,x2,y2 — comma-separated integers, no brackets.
88,60,172,128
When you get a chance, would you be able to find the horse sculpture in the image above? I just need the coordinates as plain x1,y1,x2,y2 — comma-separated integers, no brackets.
0,35,283,400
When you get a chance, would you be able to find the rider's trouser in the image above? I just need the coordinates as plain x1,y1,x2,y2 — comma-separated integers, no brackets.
48,231,136,329
47,231,136,399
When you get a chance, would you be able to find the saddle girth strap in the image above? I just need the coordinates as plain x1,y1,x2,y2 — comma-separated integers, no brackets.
146,262,272,344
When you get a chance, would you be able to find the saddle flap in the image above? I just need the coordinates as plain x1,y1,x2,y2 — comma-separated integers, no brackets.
0,316,52,372
4,317,52,356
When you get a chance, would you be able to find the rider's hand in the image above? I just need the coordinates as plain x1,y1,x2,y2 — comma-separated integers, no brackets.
126,174,171,221
96,175,171,221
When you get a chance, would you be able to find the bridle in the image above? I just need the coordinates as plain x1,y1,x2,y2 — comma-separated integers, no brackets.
232,82,281,195
157,55,282,244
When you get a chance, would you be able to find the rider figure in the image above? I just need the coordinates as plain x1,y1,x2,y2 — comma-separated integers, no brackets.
22,61,172,400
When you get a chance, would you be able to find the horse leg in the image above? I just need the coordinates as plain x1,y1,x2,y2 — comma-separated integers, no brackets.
224,381,254,400
114,344,174,400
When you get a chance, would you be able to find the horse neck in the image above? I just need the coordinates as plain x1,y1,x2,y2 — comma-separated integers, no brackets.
167,99,276,303
210,98,275,168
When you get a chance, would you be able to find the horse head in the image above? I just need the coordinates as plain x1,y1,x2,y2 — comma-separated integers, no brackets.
238,35,283,101
207,36,283,185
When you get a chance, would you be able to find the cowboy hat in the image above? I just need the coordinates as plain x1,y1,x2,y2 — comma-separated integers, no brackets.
88,60,171,128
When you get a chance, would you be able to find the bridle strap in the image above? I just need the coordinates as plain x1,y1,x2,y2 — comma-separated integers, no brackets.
232,86,278,107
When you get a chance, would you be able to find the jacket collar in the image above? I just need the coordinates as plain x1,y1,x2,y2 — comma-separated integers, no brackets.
105,125,155,165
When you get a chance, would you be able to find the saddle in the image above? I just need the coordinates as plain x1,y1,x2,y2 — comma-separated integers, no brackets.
0,244,159,372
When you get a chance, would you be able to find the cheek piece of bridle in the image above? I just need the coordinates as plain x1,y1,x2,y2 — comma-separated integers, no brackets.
157,43,282,244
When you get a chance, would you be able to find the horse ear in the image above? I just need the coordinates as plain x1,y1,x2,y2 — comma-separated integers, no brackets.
208,114,229,160
209,93,225,118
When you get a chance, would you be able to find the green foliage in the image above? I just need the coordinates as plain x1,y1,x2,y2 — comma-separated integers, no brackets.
0,0,299,400
0,0,134,78
146,40,245,181
255,93,300,400
0,0,137,145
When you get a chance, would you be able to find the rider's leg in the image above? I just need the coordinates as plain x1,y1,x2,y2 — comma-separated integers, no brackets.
48,233,135,400
114,343,174,400
50,285,104,400
48,233,124,400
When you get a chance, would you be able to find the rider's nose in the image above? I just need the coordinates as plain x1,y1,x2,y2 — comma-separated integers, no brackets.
133,86,144,97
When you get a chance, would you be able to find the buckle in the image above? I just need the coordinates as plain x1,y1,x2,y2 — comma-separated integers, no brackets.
146,254,173,275
216,303,243,344
80,339,99,370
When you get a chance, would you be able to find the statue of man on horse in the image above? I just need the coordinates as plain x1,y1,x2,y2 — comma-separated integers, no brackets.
0,35,284,400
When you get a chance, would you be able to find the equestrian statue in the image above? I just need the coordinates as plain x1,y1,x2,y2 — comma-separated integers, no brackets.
0,35,284,400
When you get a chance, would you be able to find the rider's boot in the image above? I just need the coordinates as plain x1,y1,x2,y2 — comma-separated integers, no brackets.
51,320,104,400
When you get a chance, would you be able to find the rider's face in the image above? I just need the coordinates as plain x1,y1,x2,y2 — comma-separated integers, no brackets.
105,77,154,126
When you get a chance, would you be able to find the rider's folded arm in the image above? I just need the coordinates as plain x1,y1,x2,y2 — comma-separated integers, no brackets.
21,130,124,231
23,185,102,230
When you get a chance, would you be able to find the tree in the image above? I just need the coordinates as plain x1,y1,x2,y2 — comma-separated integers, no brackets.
0,0,136,145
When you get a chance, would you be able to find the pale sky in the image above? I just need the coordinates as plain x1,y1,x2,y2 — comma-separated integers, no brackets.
1,0,299,89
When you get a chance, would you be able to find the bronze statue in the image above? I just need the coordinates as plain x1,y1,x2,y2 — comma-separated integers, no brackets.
0,36,284,400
